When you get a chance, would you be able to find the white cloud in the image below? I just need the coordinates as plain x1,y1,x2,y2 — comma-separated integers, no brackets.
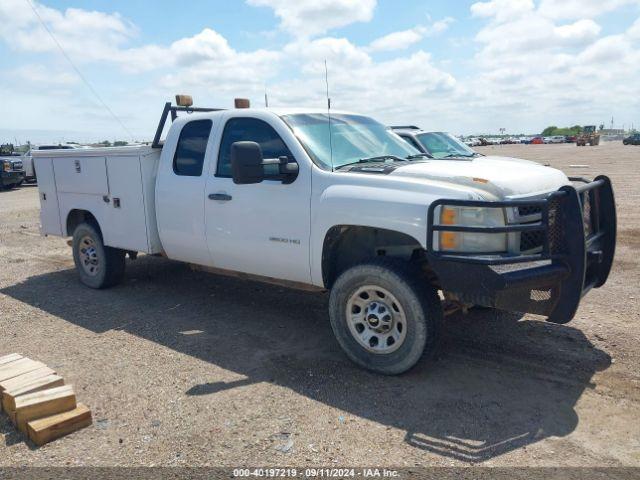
538,0,640,19
369,27,425,52
368,17,454,52
12,64,79,88
246,0,376,37
471,0,534,23
554,19,602,45
0,0,136,61
271,38,457,120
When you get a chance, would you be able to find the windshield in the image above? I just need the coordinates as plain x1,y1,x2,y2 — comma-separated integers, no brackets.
416,132,477,159
281,113,419,169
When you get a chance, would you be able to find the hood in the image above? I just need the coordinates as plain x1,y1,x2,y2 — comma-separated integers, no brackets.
389,155,570,199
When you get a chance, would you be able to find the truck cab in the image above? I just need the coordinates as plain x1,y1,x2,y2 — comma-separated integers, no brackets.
0,149,25,190
33,97,617,374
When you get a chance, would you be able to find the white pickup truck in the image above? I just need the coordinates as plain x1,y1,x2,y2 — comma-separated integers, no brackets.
34,96,616,374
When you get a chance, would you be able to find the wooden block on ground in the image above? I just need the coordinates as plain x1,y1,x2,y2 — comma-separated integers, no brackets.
0,366,56,393
3,374,65,413
0,354,23,366
0,358,46,383
27,403,92,446
13,385,76,434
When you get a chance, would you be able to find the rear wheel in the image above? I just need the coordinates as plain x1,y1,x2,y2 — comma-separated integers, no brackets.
329,258,442,375
72,222,125,289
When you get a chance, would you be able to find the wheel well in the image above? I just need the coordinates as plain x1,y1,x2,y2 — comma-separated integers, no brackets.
66,209,101,237
322,225,427,288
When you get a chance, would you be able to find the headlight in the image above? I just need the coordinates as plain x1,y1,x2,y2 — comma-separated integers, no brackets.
436,206,507,253
2,161,11,172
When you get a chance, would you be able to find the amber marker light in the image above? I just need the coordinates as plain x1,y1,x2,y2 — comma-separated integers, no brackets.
439,206,459,251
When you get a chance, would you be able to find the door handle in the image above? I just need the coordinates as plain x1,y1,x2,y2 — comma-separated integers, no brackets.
208,193,232,201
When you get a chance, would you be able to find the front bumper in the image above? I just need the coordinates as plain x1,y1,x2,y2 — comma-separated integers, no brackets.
426,176,616,323
1,171,25,186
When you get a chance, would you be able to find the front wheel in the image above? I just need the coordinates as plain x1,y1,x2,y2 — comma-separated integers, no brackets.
72,222,125,289
329,259,442,375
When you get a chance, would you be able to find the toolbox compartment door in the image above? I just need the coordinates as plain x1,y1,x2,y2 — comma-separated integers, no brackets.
102,156,150,253
53,156,108,196
34,157,63,236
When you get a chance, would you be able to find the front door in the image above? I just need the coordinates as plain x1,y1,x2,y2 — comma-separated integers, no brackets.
204,115,312,284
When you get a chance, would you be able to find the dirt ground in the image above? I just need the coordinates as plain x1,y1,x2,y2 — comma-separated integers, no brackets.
0,142,638,468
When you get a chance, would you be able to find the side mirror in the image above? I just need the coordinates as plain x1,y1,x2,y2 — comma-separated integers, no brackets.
231,141,264,185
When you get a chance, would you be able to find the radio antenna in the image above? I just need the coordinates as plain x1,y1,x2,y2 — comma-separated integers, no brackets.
324,60,334,171
264,84,269,108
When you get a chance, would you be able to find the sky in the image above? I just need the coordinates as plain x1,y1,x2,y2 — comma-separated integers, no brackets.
0,0,639,144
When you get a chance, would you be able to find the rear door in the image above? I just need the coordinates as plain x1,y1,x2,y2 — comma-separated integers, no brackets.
33,157,63,236
204,113,312,284
155,119,215,265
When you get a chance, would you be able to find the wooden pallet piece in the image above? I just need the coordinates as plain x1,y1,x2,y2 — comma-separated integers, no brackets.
2,374,65,414
0,358,46,383
0,354,23,366
13,385,76,434
27,403,92,446
0,366,56,393
0,366,56,413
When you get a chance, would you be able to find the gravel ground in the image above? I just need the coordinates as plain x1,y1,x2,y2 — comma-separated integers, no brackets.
0,142,638,467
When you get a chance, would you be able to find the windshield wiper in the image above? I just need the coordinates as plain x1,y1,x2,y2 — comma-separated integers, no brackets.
337,155,407,169
406,153,433,159
441,153,475,158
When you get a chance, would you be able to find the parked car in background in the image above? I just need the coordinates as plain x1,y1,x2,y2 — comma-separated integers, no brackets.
623,133,640,145
391,127,482,159
0,153,25,190
565,135,577,143
22,144,78,183
544,136,565,144
531,136,544,144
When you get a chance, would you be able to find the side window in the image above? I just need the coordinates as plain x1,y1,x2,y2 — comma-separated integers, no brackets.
173,120,213,176
217,117,293,177
400,135,422,151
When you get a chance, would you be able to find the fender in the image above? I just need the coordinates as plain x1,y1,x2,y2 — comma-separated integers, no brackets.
309,172,481,287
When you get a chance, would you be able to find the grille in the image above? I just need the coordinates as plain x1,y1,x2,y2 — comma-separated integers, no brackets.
581,192,593,236
518,205,542,217
520,230,544,252
547,197,566,254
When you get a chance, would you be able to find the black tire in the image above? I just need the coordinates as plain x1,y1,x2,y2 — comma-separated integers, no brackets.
72,222,125,289
329,258,442,375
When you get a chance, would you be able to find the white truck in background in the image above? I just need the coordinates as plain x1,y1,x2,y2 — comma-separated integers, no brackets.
34,96,617,374
22,144,79,183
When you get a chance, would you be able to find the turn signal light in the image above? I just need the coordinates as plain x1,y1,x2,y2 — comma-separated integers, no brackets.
439,206,459,250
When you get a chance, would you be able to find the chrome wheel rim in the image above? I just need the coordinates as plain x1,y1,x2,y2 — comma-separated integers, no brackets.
78,235,100,277
346,285,407,354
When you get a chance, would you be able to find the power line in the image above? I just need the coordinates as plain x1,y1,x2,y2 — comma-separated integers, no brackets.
24,0,135,141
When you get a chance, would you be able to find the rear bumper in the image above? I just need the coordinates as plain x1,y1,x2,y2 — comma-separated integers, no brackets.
1,171,24,185
426,176,616,323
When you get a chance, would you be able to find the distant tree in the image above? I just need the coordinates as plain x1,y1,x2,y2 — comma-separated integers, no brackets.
113,141,128,147
542,125,582,136
99,140,111,147
0,143,14,155
599,124,605,131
